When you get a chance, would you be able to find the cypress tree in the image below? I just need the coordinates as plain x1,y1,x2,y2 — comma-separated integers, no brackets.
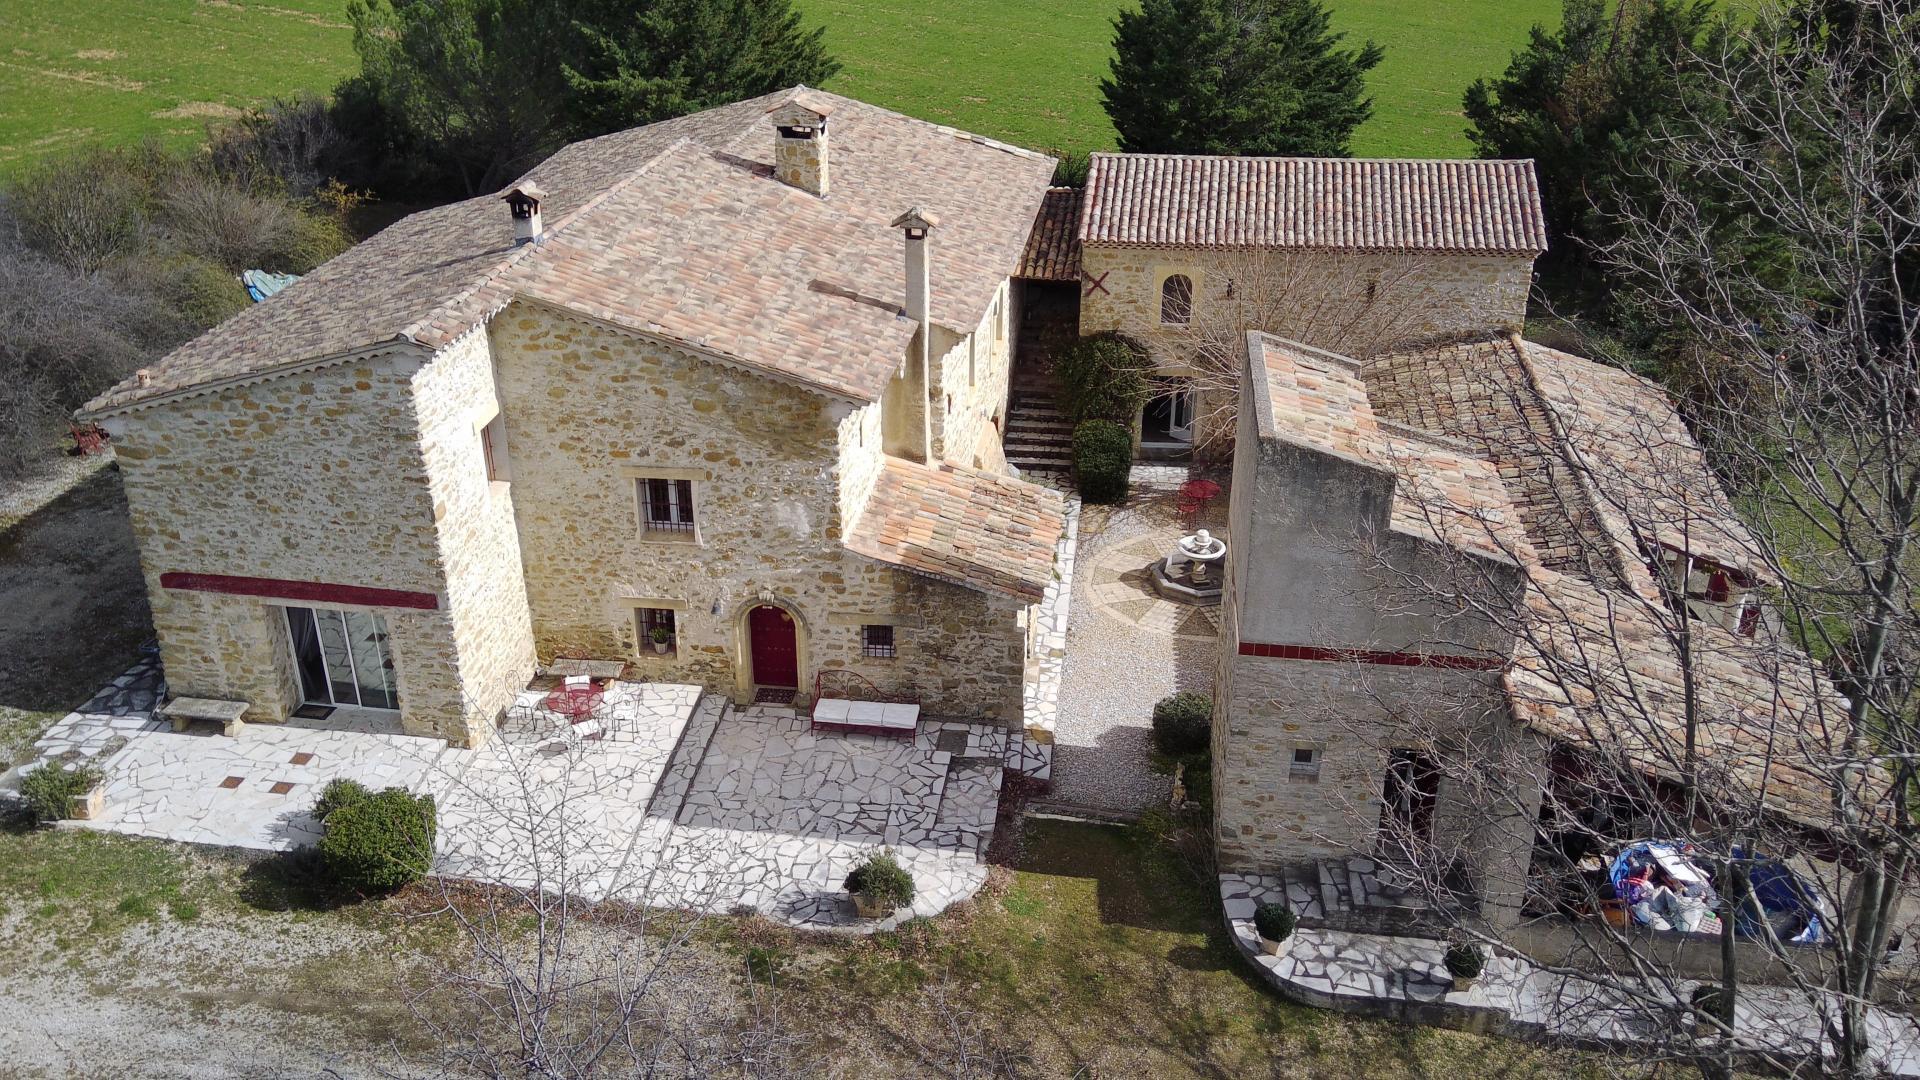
1099,0,1383,158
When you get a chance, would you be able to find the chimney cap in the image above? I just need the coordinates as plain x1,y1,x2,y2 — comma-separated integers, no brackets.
891,207,940,233
501,182,546,205
769,90,836,125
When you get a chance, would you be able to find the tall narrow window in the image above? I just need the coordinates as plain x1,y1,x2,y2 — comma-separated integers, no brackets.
1160,274,1193,325
639,478,696,535
480,413,510,483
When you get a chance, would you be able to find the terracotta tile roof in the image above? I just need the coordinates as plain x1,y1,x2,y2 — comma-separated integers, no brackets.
1017,187,1083,281
1080,154,1547,254
83,88,1055,414
1507,569,1873,830
1246,333,1535,566
846,457,1065,602
1363,336,1762,589
1253,331,1864,830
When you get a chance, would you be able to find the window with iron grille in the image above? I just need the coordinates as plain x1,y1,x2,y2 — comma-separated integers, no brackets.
636,607,676,652
861,624,896,658
639,478,696,534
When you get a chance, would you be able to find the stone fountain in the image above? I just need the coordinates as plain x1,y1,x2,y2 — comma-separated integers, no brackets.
1150,528,1226,605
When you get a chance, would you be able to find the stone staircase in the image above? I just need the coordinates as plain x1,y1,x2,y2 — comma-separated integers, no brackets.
1003,378,1073,475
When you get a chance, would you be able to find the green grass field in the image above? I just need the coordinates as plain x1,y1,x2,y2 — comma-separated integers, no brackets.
0,0,1559,171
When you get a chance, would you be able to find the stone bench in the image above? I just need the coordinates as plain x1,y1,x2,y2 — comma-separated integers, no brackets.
810,698,919,737
161,696,250,737
547,657,628,682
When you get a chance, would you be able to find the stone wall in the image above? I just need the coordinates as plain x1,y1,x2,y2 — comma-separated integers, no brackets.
489,303,1028,722
1078,246,1534,369
933,278,1014,473
410,327,541,735
1212,357,1539,924
103,348,490,743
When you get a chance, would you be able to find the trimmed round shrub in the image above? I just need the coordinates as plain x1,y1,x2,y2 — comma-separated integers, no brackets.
312,778,373,822
317,787,436,895
1073,418,1133,504
19,765,100,823
1151,692,1213,755
1054,332,1151,423
845,849,915,908
1444,942,1486,979
1253,902,1296,943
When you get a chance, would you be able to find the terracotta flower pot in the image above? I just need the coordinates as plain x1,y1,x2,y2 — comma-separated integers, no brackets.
851,891,894,919
1258,934,1287,957
1451,975,1478,993
652,641,670,654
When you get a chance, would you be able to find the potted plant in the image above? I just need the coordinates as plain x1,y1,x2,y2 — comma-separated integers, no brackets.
845,849,915,919
649,626,671,654
1252,902,1296,956
1444,941,1486,992
20,764,104,823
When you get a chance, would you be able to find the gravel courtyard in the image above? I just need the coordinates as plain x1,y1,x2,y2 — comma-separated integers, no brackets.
1048,473,1224,816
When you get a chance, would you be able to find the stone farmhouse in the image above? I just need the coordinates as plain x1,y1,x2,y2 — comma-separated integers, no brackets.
1215,332,1850,925
80,89,1070,748
80,86,1560,760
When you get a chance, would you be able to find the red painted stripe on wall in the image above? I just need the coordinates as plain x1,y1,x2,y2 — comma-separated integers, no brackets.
159,572,440,611
1237,640,1504,671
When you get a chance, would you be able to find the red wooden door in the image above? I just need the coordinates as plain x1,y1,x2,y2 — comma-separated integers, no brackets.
748,605,798,687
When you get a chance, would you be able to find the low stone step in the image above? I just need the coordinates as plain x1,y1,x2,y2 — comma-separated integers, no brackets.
1007,417,1073,433
1005,444,1071,460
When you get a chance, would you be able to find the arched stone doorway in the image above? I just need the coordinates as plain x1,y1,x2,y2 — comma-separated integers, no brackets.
733,599,808,703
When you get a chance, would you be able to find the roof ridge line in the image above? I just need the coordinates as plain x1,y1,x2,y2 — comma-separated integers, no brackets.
396,135,700,348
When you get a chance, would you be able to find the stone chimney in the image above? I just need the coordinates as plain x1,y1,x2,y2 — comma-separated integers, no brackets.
884,207,939,463
770,93,834,197
502,182,546,246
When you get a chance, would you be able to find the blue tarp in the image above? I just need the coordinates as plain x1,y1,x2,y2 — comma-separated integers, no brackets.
242,269,300,303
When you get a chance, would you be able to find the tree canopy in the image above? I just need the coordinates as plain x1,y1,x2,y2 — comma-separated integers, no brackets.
1099,0,1383,158
342,0,839,197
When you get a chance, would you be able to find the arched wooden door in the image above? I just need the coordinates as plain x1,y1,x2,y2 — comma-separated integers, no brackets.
747,604,799,688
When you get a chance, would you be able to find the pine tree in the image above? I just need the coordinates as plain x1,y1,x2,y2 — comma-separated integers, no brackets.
564,0,840,138
1099,0,1383,158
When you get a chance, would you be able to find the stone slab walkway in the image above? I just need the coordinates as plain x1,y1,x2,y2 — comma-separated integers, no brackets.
5,661,1008,933
1220,873,1920,1075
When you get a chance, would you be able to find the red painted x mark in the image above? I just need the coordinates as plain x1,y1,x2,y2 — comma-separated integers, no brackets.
1082,269,1110,297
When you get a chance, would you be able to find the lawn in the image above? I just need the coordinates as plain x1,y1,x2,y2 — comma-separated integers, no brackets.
0,0,354,168
0,0,1559,172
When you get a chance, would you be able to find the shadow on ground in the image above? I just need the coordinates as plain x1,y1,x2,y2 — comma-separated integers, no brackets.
0,465,151,712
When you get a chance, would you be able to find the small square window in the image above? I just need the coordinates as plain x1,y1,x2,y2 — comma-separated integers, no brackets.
861,624,896,658
1290,746,1321,781
636,607,677,654
639,478,696,536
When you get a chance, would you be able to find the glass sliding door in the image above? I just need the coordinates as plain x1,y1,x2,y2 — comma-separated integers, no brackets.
285,606,400,711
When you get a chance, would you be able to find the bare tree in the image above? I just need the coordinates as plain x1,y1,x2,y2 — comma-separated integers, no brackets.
1155,250,1508,461
395,690,797,1079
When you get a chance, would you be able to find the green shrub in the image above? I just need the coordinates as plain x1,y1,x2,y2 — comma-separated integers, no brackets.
312,778,373,822
1054,333,1151,424
18,765,101,823
317,787,435,894
1073,418,1133,504
1444,942,1486,979
845,849,915,908
1152,692,1213,755
1253,902,1296,942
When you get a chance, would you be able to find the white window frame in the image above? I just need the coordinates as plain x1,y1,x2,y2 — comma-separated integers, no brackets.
1289,744,1322,781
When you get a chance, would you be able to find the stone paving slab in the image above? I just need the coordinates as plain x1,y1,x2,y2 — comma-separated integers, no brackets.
83,725,446,850
1220,874,1920,1074
13,660,1006,935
